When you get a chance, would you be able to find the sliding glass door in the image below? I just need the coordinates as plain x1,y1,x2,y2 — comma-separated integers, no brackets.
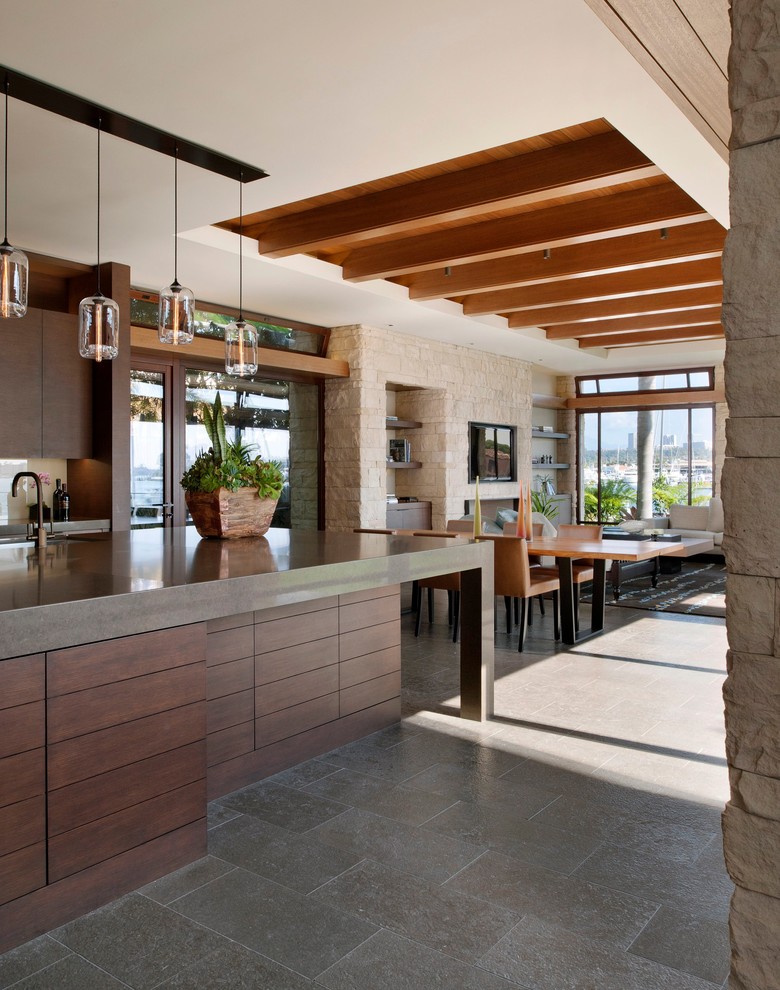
130,364,174,528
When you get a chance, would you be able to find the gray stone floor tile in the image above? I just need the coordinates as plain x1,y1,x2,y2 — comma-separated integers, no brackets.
8,954,130,989
50,894,227,990
404,761,559,812
607,815,717,865
206,801,242,830
303,767,459,825
445,849,658,949
268,759,341,789
528,793,630,839
155,941,314,988
138,855,236,905
311,807,485,882
316,929,522,989
312,859,520,964
207,812,362,893
480,915,717,990
628,905,731,985
172,867,376,979
317,738,443,782
573,842,734,923
0,937,71,990
219,780,349,832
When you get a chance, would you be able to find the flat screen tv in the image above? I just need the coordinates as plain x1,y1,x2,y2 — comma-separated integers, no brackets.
468,422,516,482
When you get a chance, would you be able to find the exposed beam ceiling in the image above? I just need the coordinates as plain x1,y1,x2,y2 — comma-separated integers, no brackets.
219,120,726,352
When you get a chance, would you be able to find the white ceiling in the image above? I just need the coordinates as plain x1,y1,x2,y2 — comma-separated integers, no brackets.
0,0,728,375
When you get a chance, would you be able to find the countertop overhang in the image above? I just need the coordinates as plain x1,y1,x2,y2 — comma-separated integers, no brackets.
0,527,494,661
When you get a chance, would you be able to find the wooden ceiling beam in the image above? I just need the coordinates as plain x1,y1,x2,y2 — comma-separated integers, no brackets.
467,256,721,315
578,325,724,348
246,131,660,257
342,183,708,281
404,220,724,300
544,307,722,339
506,285,722,329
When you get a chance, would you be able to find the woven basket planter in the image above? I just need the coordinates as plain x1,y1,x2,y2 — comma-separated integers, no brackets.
185,487,278,539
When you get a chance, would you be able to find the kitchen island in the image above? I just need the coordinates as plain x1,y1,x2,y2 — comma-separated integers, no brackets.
0,527,493,952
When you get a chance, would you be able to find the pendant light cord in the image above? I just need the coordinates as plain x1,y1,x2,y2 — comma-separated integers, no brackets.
173,146,179,283
96,118,102,295
3,79,9,243
238,171,244,321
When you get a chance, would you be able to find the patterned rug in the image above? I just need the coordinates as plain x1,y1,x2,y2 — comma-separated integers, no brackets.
583,561,726,618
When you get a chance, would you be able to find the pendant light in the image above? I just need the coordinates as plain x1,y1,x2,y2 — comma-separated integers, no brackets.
0,79,28,319
224,172,257,376
158,146,194,344
79,120,119,361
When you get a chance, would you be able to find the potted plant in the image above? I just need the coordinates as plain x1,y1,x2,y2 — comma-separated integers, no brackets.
181,394,285,538
531,487,559,522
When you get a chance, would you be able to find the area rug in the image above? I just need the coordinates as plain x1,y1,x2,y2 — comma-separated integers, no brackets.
587,561,727,618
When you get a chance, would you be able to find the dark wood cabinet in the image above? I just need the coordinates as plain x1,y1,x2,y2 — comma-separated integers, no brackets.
42,311,92,458
0,308,91,458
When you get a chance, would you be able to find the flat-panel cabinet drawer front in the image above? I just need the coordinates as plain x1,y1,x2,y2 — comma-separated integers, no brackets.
0,750,45,808
254,596,339,625
386,503,431,530
0,702,45,760
255,636,339,686
48,664,207,744
207,689,254,735
206,625,254,667
254,609,338,655
207,656,254,700
0,655,44,710
340,646,401,690
208,722,254,767
48,741,206,838
339,594,399,633
48,702,206,790
0,842,46,906
205,612,254,634
0,796,45,858
48,779,205,883
339,586,400,607
341,672,402,717
255,665,339,718
48,625,205,696
340,620,401,662
255,694,339,749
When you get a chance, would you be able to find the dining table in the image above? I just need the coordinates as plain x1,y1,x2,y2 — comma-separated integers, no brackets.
525,536,679,644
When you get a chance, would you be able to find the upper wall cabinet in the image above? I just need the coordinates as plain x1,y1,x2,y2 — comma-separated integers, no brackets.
0,308,92,459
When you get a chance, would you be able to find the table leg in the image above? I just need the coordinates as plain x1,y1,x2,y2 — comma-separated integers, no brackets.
590,559,607,634
557,556,576,644
459,564,495,721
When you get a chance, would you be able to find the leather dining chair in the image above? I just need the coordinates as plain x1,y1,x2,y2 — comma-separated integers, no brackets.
478,534,560,651
414,527,463,642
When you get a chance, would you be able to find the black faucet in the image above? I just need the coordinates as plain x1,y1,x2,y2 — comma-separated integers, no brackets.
11,472,49,548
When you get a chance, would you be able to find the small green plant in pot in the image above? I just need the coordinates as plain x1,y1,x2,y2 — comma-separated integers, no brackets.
181,394,285,538
531,488,559,523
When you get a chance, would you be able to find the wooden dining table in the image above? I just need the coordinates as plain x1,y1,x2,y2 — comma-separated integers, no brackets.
525,536,678,644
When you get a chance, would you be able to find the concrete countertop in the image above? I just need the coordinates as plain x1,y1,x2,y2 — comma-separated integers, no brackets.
0,527,494,663
0,518,110,541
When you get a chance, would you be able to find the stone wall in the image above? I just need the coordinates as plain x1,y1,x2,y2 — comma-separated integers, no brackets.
324,325,533,532
723,4,780,987
288,381,319,528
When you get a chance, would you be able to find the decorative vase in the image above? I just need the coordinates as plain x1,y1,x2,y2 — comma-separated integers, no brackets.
185,487,279,539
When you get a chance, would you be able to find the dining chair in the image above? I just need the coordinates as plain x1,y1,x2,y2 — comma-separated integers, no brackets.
413,529,463,642
478,534,560,651
535,523,600,631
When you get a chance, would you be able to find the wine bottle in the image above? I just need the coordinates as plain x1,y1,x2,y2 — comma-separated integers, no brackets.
60,483,70,523
53,479,63,522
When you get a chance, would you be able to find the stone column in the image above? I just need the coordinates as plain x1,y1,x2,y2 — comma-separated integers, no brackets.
288,382,319,529
722,5,780,986
556,376,577,518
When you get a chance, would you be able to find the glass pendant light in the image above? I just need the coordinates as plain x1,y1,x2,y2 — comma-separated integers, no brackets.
224,172,257,376
79,120,119,361
0,79,28,319
158,146,194,344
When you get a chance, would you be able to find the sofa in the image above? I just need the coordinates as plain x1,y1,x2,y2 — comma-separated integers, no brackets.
619,497,724,556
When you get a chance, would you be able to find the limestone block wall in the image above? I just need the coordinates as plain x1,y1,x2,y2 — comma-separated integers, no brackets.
288,382,319,528
723,4,780,987
556,376,578,518
324,325,532,532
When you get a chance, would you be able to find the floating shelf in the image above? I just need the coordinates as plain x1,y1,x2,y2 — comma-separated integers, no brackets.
532,463,569,470
386,461,422,469
531,430,569,439
385,418,422,430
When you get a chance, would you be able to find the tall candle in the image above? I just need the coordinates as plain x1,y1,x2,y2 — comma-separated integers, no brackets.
527,486,533,538
474,476,482,538
517,479,525,538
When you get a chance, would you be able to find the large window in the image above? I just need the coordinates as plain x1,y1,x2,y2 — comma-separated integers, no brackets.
579,405,715,523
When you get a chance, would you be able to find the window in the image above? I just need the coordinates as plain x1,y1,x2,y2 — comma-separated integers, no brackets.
578,406,715,523
575,367,714,397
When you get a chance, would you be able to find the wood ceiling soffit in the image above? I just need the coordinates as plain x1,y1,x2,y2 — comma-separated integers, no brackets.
246,131,661,256
403,220,724,300
506,285,722,329
467,256,722,315
341,183,708,281
578,325,724,348
545,307,722,339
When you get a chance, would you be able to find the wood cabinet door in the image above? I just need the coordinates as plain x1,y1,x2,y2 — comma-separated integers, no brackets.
42,311,92,458
0,309,42,457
